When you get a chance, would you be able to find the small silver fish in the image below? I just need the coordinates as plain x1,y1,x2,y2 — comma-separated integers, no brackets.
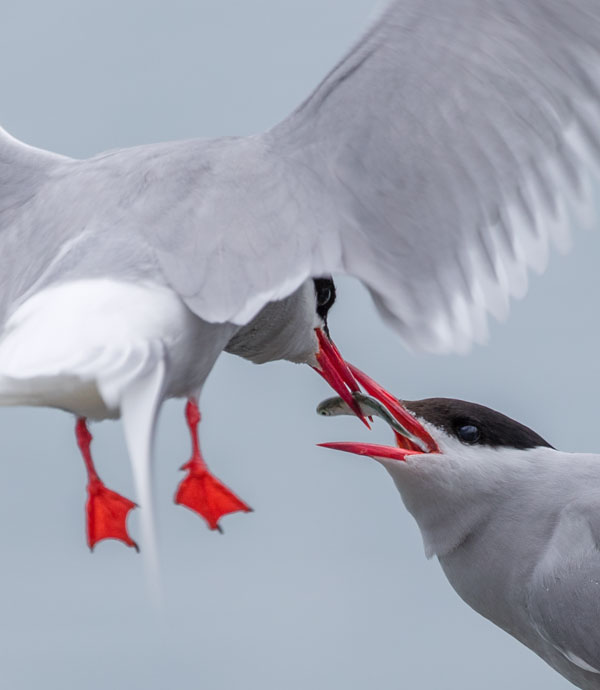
317,392,425,449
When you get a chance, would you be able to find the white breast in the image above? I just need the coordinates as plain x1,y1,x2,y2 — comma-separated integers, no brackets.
0,279,233,419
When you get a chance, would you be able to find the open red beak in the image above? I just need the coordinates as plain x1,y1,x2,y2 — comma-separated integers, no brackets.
348,364,439,453
317,365,440,462
312,328,369,427
318,441,423,462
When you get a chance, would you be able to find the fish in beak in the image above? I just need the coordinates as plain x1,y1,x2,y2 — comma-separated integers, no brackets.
316,365,440,460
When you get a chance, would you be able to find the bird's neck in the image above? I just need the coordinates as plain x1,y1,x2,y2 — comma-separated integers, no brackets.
383,447,526,559
224,282,317,364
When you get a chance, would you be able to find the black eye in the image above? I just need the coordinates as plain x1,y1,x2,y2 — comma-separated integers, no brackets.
313,278,336,319
457,424,481,444
317,286,332,307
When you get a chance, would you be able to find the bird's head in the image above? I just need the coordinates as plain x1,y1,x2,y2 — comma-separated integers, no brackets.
317,369,556,555
318,367,554,509
225,276,369,422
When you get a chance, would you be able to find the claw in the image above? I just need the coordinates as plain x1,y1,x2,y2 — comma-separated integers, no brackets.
175,459,252,531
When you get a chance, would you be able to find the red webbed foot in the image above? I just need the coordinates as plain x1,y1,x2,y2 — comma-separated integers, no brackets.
174,399,252,531
76,418,138,551
175,459,252,532
86,478,139,551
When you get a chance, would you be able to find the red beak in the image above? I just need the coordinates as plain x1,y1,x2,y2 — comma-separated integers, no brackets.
317,365,440,462
347,364,439,453
312,328,369,427
318,441,422,462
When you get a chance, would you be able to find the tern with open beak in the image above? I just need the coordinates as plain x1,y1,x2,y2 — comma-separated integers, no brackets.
318,371,600,690
1,0,600,560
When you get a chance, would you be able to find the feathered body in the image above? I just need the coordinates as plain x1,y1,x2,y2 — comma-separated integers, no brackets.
1,0,600,567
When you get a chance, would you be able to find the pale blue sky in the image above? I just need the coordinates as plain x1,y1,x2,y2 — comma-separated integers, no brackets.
0,2,597,689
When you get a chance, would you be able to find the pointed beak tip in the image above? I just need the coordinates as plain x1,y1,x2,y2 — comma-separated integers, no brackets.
317,442,368,456
358,412,371,429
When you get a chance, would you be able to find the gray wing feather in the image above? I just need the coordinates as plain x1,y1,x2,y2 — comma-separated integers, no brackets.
0,126,68,223
0,128,76,319
267,0,600,351
3,1,600,351
526,499,600,674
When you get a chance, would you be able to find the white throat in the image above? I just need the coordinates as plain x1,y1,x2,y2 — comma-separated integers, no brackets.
380,430,554,559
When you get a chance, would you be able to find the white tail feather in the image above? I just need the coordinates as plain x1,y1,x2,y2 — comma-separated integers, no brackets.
120,355,167,603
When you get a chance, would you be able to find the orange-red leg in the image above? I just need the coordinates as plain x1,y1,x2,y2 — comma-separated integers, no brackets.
174,399,252,531
75,418,138,551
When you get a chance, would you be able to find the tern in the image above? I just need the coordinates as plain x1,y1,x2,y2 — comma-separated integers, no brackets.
318,373,600,690
1,0,599,559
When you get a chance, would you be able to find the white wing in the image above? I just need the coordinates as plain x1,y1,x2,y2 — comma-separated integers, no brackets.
265,0,600,351
0,125,67,202
3,1,600,354
141,0,600,352
0,126,75,320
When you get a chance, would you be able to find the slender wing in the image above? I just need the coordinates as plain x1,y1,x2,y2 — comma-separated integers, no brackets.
0,126,76,319
3,1,600,355
263,0,600,351
0,126,68,219
526,500,600,675
141,0,600,351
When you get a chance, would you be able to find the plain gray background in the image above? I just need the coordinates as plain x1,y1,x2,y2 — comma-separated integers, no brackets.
0,1,597,688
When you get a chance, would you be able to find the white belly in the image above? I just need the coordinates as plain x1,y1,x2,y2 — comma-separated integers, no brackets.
0,279,235,419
